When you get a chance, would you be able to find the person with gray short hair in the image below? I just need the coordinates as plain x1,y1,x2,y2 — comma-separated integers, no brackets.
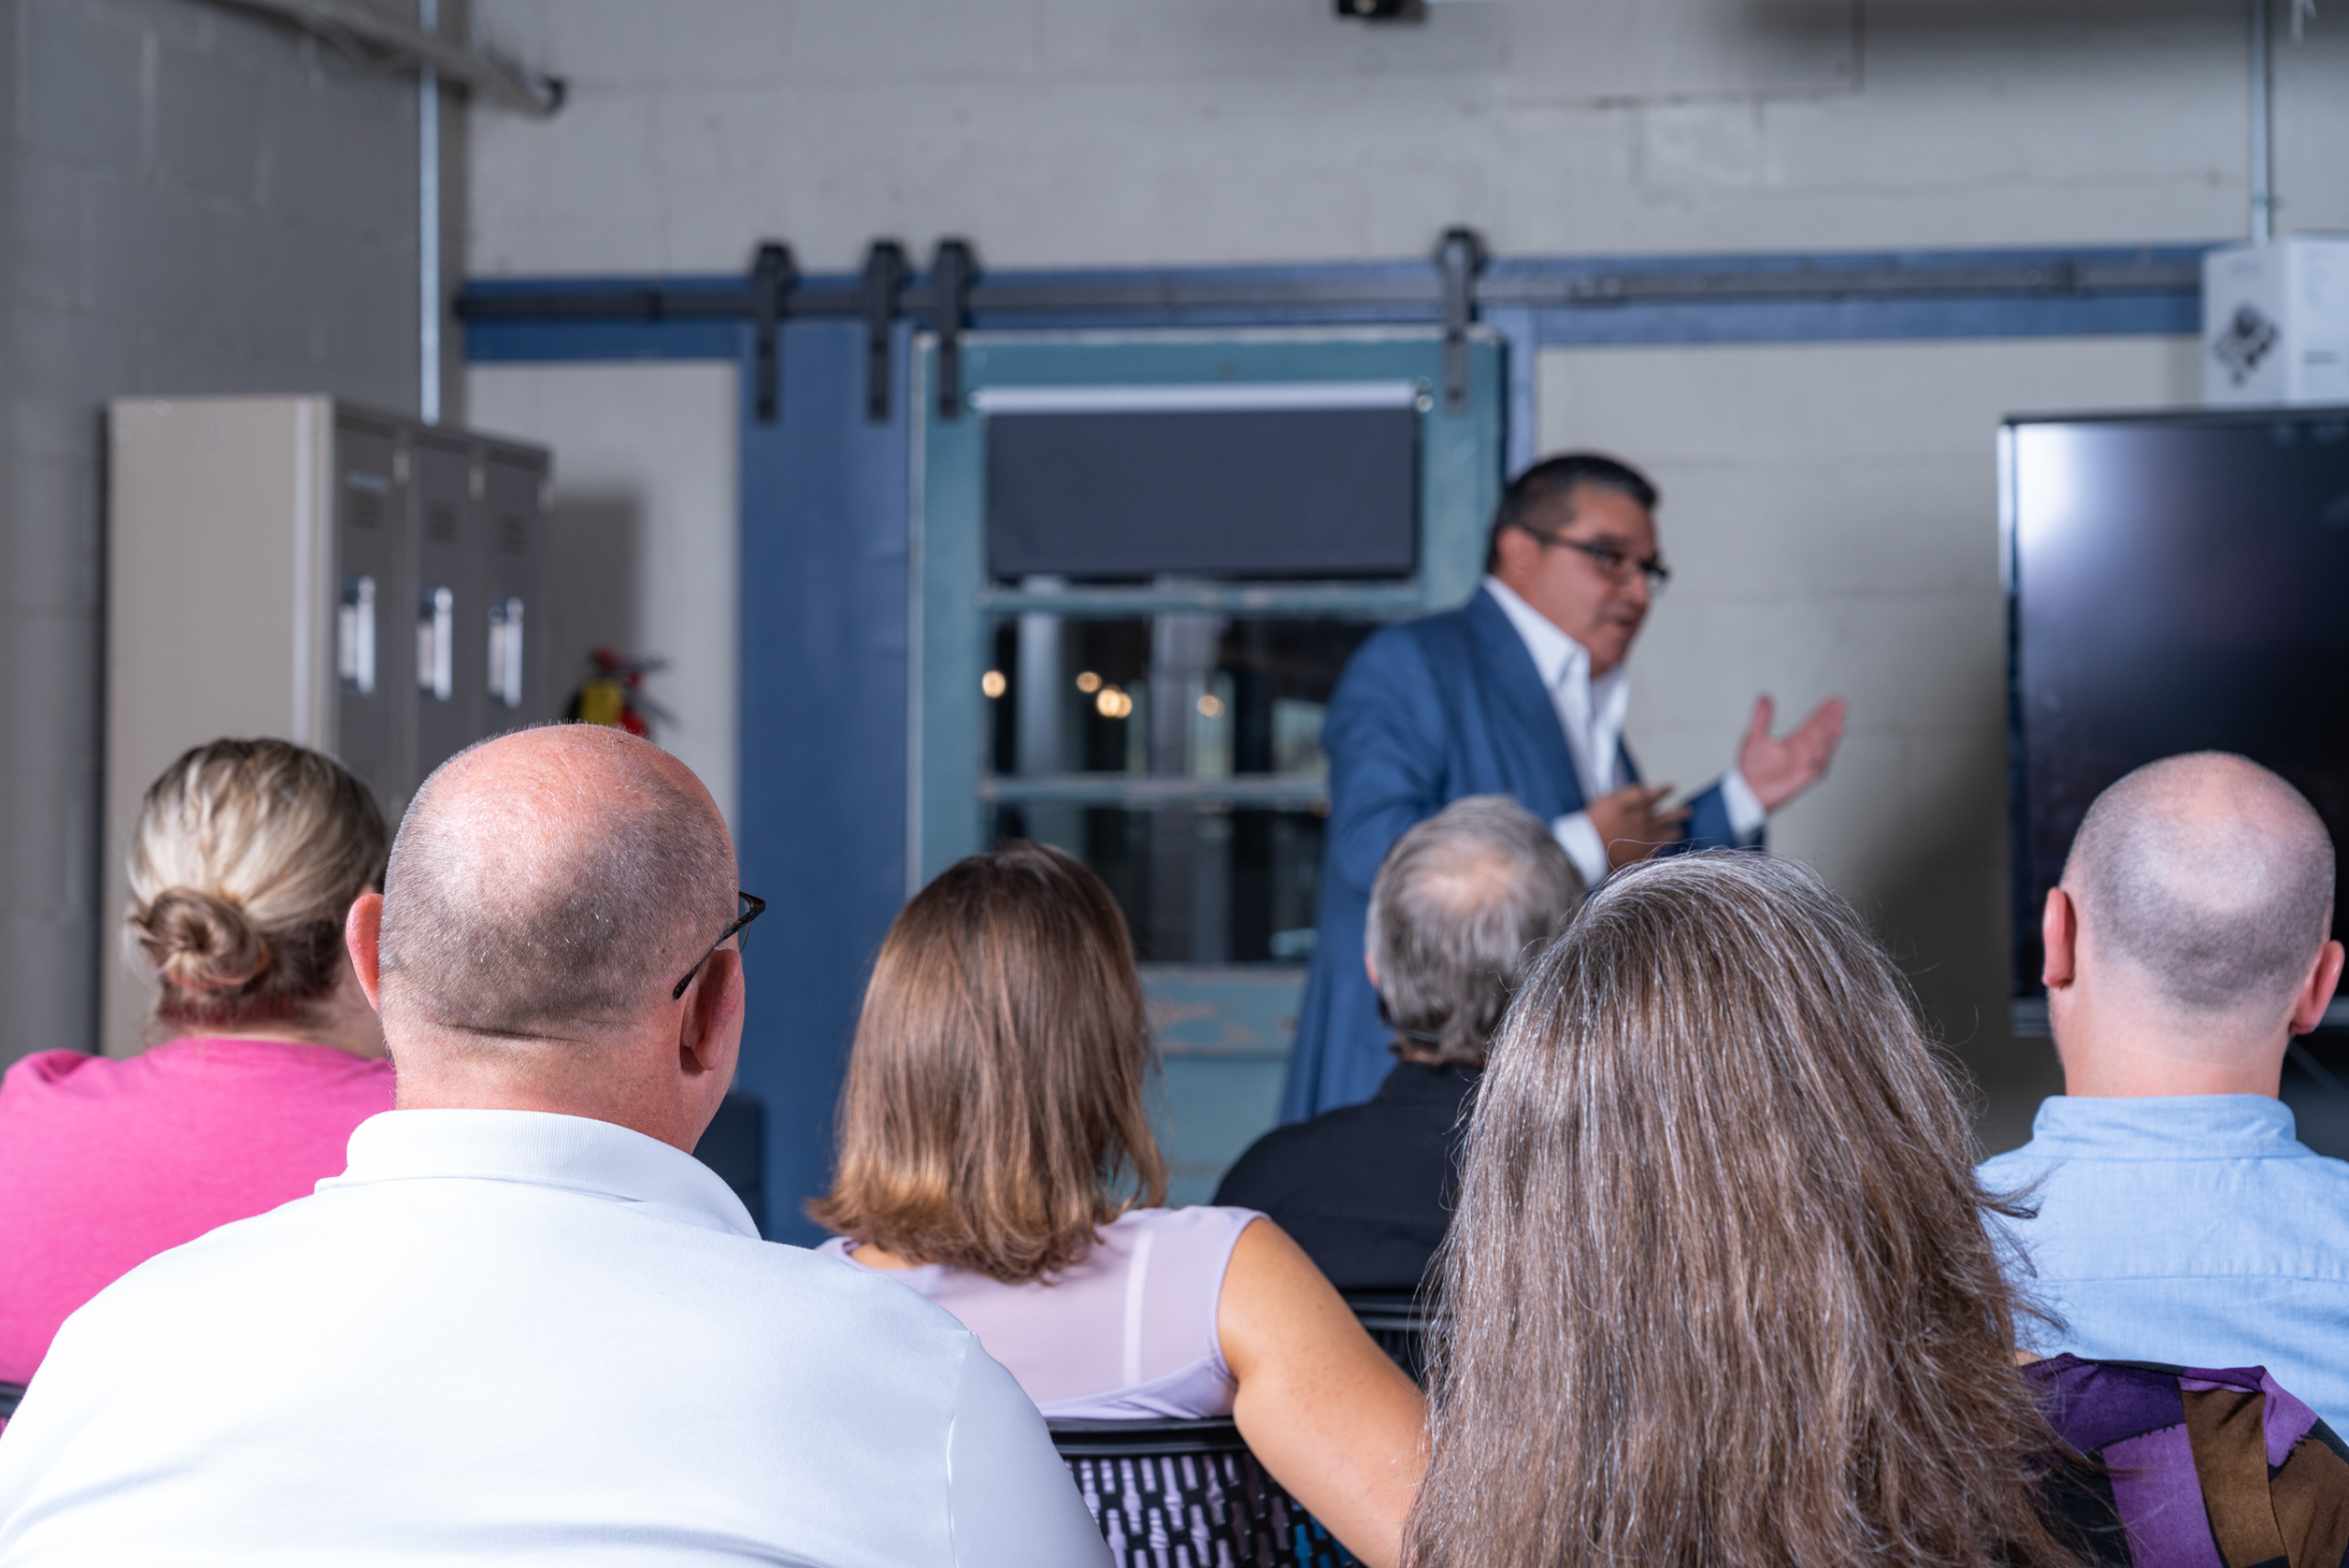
1216,795,1584,1294
0,725,1108,1567
1979,751,2349,1429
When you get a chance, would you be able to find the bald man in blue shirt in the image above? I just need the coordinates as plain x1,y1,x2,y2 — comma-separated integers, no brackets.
1981,751,2349,1431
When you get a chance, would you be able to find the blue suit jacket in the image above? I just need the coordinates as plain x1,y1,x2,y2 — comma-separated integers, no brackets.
1279,585,1751,1122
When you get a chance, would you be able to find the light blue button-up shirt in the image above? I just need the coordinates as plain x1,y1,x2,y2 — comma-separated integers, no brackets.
1979,1094,2349,1433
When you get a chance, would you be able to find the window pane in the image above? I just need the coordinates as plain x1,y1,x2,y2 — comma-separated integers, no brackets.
983,616,1378,780
987,805,1327,965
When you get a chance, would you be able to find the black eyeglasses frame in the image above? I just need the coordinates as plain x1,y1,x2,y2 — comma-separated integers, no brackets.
1523,528,1672,592
672,891,766,1001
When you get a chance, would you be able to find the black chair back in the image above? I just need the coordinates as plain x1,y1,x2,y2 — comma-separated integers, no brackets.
1341,1290,1430,1385
1048,1417,1356,1568
0,1380,23,1421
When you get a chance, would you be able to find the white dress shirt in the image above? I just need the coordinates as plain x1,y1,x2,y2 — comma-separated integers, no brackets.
0,1109,1110,1568
1483,575,1766,884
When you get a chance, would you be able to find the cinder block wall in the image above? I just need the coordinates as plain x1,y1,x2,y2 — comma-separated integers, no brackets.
466,0,2346,273
0,0,446,1068
456,0,2341,1151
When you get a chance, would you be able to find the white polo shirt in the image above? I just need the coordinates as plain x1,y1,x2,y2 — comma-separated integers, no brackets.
0,1109,1110,1568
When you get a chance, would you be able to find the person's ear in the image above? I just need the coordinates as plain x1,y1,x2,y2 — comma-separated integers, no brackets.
1364,953,1381,990
2041,886,2077,991
1490,523,1539,584
678,946,745,1083
2289,939,2345,1038
346,892,386,1012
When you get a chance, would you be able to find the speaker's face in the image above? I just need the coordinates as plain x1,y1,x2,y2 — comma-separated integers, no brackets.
1497,485,1659,677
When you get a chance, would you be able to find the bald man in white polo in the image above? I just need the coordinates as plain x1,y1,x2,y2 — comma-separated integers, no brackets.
0,726,1108,1567
1981,751,2349,1430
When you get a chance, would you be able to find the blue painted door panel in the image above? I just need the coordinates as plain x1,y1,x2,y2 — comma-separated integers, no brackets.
735,319,912,1244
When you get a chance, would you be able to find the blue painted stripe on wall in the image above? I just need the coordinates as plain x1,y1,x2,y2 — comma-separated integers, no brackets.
1523,289,2200,346
467,318,744,361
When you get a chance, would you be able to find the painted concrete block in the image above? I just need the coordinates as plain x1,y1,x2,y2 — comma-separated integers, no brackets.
152,41,268,206
12,154,92,312
0,912,105,1073
16,0,148,174
0,450,101,615
1037,0,1508,83
1497,0,1855,106
84,181,210,330
202,215,318,369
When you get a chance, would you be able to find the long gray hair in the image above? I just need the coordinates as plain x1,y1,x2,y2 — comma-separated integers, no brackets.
1405,851,2077,1568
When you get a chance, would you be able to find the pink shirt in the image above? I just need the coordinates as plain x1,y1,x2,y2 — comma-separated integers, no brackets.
0,1037,394,1383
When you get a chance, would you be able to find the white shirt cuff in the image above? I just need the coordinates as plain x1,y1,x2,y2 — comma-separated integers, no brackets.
1552,811,1611,887
1720,766,1768,843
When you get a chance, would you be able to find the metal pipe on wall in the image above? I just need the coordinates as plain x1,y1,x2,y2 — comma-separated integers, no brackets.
418,0,440,425
203,0,561,116
2250,0,2273,243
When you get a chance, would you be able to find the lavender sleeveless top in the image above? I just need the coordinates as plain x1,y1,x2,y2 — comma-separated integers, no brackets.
818,1206,1263,1419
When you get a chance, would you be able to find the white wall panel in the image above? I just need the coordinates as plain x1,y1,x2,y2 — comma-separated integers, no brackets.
466,362,742,835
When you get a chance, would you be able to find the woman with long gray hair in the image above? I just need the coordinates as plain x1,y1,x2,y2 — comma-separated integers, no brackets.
1405,851,2349,1568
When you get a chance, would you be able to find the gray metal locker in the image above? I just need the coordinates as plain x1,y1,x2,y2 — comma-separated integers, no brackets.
106,395,553,1059
478,447,551,727
333,410,414,817
411,431,481,782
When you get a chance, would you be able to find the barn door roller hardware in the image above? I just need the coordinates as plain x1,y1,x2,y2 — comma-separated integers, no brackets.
862,241,908,422
1436,228,1486,415
930,239,978,422
751,243,797,424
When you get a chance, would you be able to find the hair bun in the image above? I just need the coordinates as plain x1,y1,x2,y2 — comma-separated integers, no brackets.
132,887,273,995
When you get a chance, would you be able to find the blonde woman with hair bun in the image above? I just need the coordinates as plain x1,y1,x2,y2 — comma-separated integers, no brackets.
0,740,395,1387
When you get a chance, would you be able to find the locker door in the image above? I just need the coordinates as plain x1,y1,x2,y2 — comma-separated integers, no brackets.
476,443,551,728
332,413,411,817
410,433,483,785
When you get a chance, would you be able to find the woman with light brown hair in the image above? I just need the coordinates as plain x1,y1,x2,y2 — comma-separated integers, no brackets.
814,841,1425,1567
0,740,394,1387
1405,850,2349,1568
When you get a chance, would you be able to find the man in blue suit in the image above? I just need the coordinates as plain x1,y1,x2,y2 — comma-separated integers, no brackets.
1280,452,1848,1120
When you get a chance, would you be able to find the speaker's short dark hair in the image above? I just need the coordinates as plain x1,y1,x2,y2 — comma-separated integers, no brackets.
1485,452,1660,573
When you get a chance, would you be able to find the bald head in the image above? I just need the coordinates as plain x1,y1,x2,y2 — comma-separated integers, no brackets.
1368,795,1586,1066
2065,753,2335,1019
379,726,736,1040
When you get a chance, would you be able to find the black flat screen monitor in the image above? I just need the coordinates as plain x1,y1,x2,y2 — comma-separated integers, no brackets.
2006,406,2349,1032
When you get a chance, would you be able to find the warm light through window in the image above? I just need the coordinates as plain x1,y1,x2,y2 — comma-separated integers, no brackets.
1096,686,1132,719
980,670,1007,699
1075,671,1103,694
1197,694,1225,718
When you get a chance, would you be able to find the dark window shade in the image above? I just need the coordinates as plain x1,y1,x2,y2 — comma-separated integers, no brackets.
985,406,1419,581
